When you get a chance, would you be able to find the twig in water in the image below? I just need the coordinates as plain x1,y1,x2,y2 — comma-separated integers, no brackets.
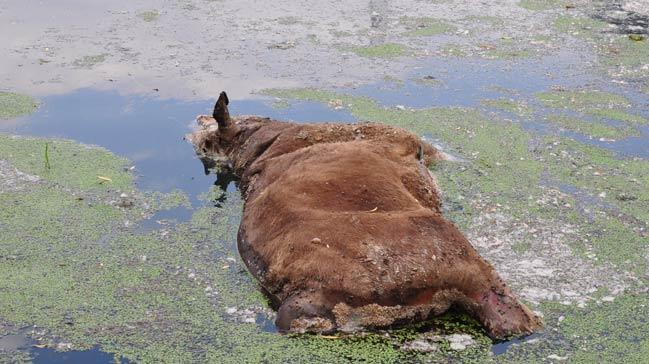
44,142,51,170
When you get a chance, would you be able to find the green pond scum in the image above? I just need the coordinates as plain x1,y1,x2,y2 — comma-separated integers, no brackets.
0,92,39,119
138,10,160,23
518,0,563,11
481,98,533,116
350,43,409,58
544,114,638,140
400,17,455,37
554,12,649,78
72,54,107,69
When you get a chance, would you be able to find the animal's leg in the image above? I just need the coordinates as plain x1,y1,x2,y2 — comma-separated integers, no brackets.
467,281,543,339
275,291,336,333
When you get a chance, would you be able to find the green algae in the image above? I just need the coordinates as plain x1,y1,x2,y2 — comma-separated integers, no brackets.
518,0,562,11
537,90,630,110
587,108,649,125
542,137,649,274
147,189,192,210
401,17,455,37
606,35,649,71
0,134,132,192
557,294,649,363
502,294,649,363
351,43,409,58
271,99,290,109
72,54,107,69
543,137,649,223
481,98,533,116
554,15,608,38
586,216,648,274
480,47,532,60
553,13,647,77
196,185,226,204
439,44,468,57
537,88,647,130
545,114,638,140
0,92,39,119
138,10,160,22
511,241,532,254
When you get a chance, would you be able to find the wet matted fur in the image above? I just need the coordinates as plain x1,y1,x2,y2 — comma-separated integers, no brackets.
187,92,542,339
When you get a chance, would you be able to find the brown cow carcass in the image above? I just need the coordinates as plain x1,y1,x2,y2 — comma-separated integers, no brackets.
187,92,542,339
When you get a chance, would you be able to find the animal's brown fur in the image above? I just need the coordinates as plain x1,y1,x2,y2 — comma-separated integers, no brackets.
188,92,543,339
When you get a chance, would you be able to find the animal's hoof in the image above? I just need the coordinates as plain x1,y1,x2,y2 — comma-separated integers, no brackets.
275,292,335,334
476,289,543,339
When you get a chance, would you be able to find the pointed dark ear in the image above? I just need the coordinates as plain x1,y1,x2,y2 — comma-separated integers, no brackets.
213,91,231,129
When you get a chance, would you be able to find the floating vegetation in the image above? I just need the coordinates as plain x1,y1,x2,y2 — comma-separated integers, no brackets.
351,43,409,58
518,0,562,11
0,92,39,119
481,98,533,116
72,54,107,69
546,114,638,140
138,10,160,22
401,17,455,37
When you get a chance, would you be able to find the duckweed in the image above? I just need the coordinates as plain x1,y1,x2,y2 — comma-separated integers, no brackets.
537,90,630,110
138,10,160,22
546,114,638,140
518,0,562,11
481,98,533,116
0,134,132,192
401,17,455,37
351,43,409,58
0,92,39,119
72,54,107,69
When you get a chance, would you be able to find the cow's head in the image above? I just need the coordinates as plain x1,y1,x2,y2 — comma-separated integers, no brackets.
188,91,237,174
189,91,274,175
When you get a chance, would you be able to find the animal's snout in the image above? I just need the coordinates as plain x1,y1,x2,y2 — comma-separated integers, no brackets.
196,115,218,130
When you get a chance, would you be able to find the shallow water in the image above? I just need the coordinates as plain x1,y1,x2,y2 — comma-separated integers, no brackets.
31,347,127,364
0,88,355,204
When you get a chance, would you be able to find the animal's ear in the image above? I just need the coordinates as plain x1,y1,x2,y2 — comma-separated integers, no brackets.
213,91,231,129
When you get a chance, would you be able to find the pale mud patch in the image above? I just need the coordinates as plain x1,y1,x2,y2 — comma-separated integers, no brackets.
400,333,475,353
0,159,40,193
623,1,649,17
467,193,630,306
223,305,277,330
